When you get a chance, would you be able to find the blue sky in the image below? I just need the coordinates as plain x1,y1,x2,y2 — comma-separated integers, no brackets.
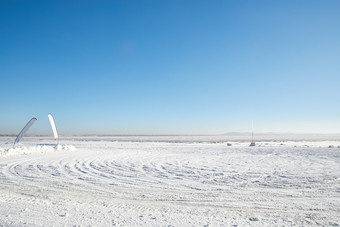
1,0,339,135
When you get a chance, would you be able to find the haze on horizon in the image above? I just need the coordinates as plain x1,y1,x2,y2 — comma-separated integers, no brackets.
1,1,339,135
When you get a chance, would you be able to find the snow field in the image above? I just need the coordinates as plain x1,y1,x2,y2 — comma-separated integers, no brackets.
0,137,339,226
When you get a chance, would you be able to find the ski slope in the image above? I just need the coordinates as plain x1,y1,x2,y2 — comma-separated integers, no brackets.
0,137,339,226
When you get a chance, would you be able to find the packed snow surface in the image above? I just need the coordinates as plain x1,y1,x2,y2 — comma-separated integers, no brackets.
0,136,339,226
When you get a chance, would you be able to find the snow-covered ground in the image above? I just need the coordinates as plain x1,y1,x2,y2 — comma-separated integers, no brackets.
0,136,339,226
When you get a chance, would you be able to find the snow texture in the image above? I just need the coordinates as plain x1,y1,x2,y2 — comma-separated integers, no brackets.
0,136,339,226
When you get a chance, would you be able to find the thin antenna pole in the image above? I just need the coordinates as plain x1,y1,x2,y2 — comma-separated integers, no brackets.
249,120,255,147
251,120,254,142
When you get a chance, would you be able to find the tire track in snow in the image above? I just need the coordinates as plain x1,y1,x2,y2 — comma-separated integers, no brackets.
0,141,339,226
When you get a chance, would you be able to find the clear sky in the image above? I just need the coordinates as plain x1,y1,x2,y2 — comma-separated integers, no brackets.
1,0,339,135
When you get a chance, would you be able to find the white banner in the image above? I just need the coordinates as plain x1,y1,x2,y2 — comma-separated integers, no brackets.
48,114,59,139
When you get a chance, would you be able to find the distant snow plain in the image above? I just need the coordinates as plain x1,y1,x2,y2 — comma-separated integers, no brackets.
0,136,339,226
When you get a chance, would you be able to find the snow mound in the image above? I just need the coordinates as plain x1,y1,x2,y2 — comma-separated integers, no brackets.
0,144,76,157
55,144,76,151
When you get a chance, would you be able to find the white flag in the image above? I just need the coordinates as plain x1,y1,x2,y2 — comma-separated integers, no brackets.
48,114,58,139
15,118,37,144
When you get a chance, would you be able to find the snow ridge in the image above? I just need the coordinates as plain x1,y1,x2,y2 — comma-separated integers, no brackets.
0,144,76,157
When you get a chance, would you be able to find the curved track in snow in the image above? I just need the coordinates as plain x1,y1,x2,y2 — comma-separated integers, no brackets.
0,138,340,226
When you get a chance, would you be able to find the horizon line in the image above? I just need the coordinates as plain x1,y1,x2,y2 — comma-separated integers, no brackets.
1,132,340,137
